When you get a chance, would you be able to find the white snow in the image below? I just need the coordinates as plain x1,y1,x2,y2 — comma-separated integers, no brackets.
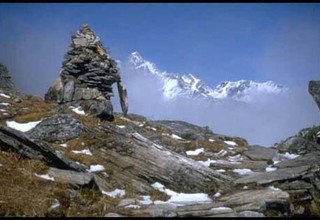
125,204,141,209
0,164,2,167
215,169,226,173
0,93,10,98
171,134,183,140
6,120,42,132
215,150,228,157
3,113,9,116
197,159,217,167
138,196,153,205
0,109,6,112
150,127,157,131
70,106,86,115
71,149,92,156
59,143,67,148
211,207,233,212
34,173,55,181
282,152,299,160
186,148,204,156
233,168,254,175
102,189,126,198
208,138,215,142
87,164,105,173
243,186,248,190
266,166,277,172
151,182,212,206
273,160,280,165
228,154,243,162
269,186,281,191
214,192,221,197
117,125,126,129
224,141,237,146
0,102,10,106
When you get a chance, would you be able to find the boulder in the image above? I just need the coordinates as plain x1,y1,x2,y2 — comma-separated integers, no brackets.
309,80,320,110
26,114,85,144
243,145,278,161
47,167,94,186
45,77,63,103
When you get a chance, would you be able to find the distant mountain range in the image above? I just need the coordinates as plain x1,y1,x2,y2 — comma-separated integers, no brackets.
121,51,288,103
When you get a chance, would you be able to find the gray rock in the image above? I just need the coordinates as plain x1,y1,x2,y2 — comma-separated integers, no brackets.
45,77,63,103
276,136,320,155
239,211,265,217
63,80,75,102
214,188,290,213
309,80,320,110
275,152,320,169
243,145,278,161
117,81,128,116
235,165,310,185
0,125,85,171
0,63,15,90
118,198,136,207
47,167,93,186
141,204,177,217
27,114,85,144
104,213,123,217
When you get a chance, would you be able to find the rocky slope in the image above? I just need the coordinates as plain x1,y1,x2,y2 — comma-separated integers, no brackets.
0,25,319,217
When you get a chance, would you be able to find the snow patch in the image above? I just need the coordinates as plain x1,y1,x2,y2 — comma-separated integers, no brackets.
171,134,183,140
186,148,204,156
215,169,226,173
117,125,126,129
211,207,233,212
138,195,153,205
266,166,277,172
282,152,299,160
224,141,237,146
233,168,254,175
6,120,42,132
0,93,10,98
214,192,221,197
269,186,282,191
208,139,215,142
151,182,212,206
59,143,67,148
102,189,126,198
215,150,228,157
197,159,217,167
34,173,55,181
88,164,105,173
70,106,86,115
0,102,10,106
228,154,243,162
71,149,92,156
125,204,141,209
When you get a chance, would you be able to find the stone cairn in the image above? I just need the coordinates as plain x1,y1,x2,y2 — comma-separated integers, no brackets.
45,24,128,120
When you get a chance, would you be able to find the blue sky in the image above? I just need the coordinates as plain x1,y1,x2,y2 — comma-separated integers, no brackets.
0,3,319,95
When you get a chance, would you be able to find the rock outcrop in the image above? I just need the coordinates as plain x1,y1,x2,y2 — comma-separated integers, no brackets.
45,24,128,119
309,80,320,110
0,63,15,90
27,114,85,144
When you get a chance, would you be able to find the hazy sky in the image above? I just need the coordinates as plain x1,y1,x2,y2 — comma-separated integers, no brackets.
0,3,319,95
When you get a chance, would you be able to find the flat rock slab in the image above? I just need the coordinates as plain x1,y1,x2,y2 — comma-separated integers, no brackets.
0,125,85,171
243,145,278,161
235,165,310,185
275,152,320,169
214,188,290,212
48,167,93,186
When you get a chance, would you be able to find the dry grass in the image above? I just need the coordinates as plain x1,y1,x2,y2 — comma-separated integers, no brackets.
9,96,56,123
65,188,119,217
0,151,68,217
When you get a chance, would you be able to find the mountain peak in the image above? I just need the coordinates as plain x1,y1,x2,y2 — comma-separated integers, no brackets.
127,51,288,102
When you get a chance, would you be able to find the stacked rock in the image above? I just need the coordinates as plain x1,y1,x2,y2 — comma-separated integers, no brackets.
309,80,320,111
45,24,128,119
0,63,15,90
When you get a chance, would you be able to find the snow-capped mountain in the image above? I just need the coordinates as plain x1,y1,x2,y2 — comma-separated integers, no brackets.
126,51,288,103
